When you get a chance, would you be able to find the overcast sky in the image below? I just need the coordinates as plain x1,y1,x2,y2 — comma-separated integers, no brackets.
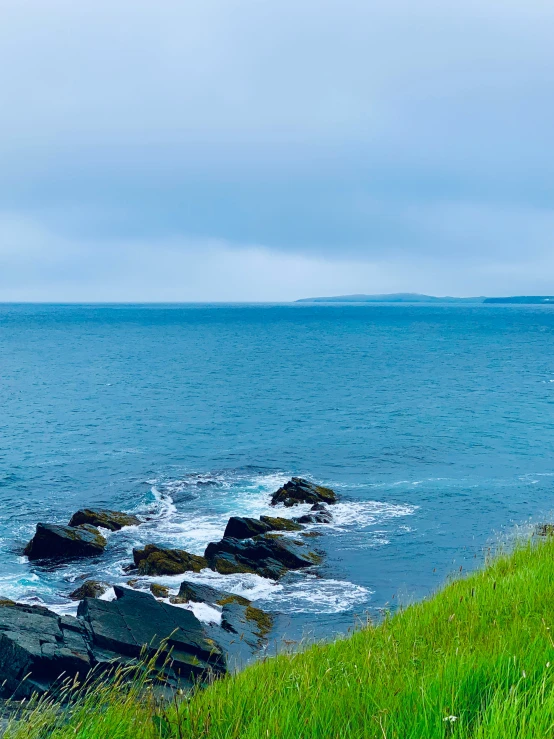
1,0,553,301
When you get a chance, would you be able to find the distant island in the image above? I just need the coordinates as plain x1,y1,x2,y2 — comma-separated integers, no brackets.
296,293,554,304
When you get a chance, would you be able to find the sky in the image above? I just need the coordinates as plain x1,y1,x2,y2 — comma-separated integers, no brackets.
1,0,553,301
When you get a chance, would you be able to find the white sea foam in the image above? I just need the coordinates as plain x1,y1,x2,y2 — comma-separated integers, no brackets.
10,471,415,620
167,599,222,625
257,575,371,614
98,587,117,602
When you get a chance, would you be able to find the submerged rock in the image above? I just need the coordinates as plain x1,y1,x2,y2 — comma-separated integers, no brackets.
68,508,140,531
205,534,321,579
270,477,338,507
133,544,207,576
294,509,333,524
24,523,107,560
69,580,111,600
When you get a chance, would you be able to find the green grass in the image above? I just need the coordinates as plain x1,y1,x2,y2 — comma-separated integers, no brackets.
7,536,554,738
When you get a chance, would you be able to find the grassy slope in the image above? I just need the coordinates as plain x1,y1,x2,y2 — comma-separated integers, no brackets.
7,537,554,738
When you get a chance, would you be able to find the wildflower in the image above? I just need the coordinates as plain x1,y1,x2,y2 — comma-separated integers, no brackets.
547,662,551,668
523,671,527,678
443,716,458,723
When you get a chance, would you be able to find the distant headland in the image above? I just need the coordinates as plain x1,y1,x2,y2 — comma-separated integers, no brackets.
296,293,554,305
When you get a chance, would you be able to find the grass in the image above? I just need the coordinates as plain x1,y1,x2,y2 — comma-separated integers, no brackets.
6,535,554,738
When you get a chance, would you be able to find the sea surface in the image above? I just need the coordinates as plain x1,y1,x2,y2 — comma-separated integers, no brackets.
1,303,553,646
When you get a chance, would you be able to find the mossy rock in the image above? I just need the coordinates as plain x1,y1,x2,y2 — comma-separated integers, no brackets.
245,604,273,639
24,523,107,560
301,531,323,538
69,580,110,600
537,524,554,536
69,508,140,532
150,583,170,599
0,598,16,607
270,477,338,507
133,544,207,576
211,553,258,576
216,594,250,607
260,516,303,532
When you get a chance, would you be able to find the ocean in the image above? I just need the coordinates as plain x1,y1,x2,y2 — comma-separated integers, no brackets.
1,302,553,644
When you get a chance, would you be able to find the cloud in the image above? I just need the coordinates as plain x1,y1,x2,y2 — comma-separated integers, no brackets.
0,0,553,297
1,208,554,301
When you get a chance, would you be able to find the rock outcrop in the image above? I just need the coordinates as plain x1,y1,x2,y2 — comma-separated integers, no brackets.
172,580,273,667
204,535,321,579
24,523,107,560
132,544,207,576
270,477,338,507
68,509,140,531
78,587,225,683
0,601,93,698
69,580,111,600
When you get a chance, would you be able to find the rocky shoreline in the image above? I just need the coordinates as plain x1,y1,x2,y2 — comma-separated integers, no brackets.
0,478,337,699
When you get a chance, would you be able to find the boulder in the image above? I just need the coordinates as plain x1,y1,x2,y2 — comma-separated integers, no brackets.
204,535,321,579
223,517,273,540
132,544,207,576
69,580,111,601
0,602,93,698
68,509,140,531
24,523,107,560
270,477,337,507
78,587,225,684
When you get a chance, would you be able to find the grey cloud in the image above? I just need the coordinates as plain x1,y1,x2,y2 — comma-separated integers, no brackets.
0,0,553,297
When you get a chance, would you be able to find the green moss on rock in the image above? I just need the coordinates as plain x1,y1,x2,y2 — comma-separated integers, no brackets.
150,583,170,599
245,604,274,639
133,544,207,576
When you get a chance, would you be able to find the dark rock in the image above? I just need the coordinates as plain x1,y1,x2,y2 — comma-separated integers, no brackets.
205,535,321,579
78,587,225,684
310,502,328,512
223,517,273,540
68,509,140,532
171,581,245,607
24,523,107,560
150,583,170,599
270,477,338,507
0,602,93,698
69,580,111,601
132,544,207,576
0,588,228,699
172,581,273,667
294,510,333,525
259,516,303,532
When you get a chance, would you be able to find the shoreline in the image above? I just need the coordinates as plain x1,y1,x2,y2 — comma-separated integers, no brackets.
4,531,553,737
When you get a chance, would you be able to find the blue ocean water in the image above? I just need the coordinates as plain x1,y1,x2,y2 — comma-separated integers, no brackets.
1,303,554,643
